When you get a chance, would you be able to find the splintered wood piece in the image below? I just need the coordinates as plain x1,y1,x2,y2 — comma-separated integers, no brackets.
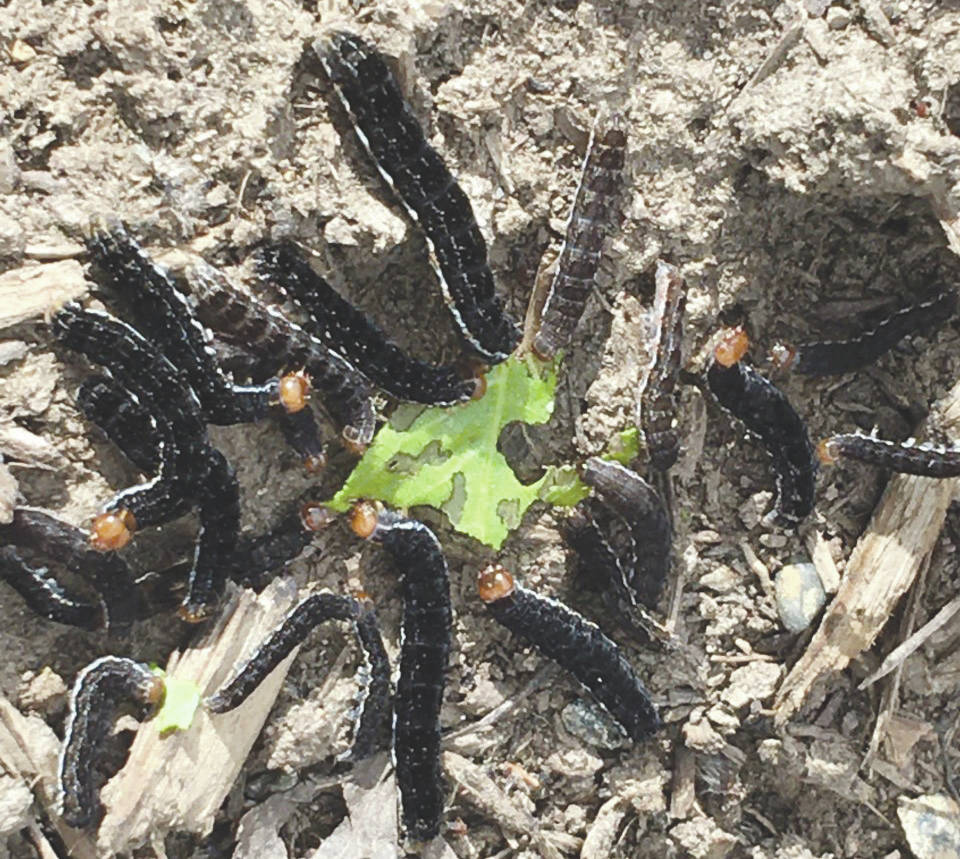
0,260,86,329
858,595,960,691
773,375,960,725
95,578,301,855
0,694,99,859
580,795,628,859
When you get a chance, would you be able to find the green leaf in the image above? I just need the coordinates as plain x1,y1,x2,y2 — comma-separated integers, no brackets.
327,355,557,549
539,463,590,507
150,666,201,736
603,426,640,464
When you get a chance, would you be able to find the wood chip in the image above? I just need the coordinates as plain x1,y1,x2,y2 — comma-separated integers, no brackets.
0,260,87,330
0,341,28,365
773,376,960,725
580,794,626,859
96,578,301,855
308,756,399,859
806,529,841,593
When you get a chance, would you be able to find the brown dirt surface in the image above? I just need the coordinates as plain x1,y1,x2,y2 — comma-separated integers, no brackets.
3,1,960,857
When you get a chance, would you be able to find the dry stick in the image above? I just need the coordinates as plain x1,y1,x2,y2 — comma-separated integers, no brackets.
863,551,932,769
95,578,301,855
443,663,555,743
859,582,960,690
26,820,64,859
665,524,688,636
580,795,628,859
773,375,960,725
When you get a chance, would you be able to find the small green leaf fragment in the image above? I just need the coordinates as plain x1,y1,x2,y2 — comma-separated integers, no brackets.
150,667,201,736
603,426,640,464
539,464,590,507
327,355,558,548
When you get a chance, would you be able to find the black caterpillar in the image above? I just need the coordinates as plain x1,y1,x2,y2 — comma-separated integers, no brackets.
533,120,627,359
0,508,148,631
638,260,686,471
186,258,377,452
59,657,165,827
575,457,671,610
316,31,520,364
86,227,278,424
477,564,660,742
350,503,450,843
207,590,392,762
818,432,960,477
706,328,816,527
770,287,957,376
257,243,482,406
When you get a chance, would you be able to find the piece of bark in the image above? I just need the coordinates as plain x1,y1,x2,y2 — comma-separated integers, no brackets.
0,693,99,858
96,577,301,855
0,260,86,330
773,376,960,724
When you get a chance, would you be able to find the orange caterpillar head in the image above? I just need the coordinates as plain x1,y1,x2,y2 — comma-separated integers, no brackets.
470,373,488,401
816,437,841,466
341,426,369,457
300,501,336,532
768,343,797,372
277,371,310,414
143,674,166,707
177,603,210,624
303,452,327,475
90,509,137,551
477,564,516,603
352,587,375,609
713,326,749,368
349,501,380,539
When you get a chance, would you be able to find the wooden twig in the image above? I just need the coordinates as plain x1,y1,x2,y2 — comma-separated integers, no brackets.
860,590,960,691
864,551,932,768
95,578,301,855
773,375,960,724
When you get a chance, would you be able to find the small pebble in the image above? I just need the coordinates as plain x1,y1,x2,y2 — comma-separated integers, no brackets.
0,341,27,365
561,699,630,750
18,667,67,714
8,39,36,64
826,6,852,28
775,561,826,632
898,793,960,859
